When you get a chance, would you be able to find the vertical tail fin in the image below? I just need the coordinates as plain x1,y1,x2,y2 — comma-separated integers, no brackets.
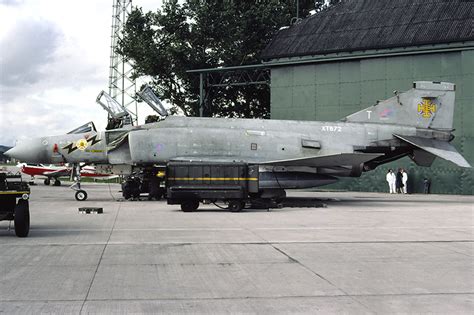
344,81,455,130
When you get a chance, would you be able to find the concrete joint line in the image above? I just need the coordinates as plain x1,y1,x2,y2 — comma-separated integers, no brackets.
270,243,374,313
79,204,121,314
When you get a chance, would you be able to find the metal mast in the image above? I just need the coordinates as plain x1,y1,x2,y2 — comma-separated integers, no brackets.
109,0,137,124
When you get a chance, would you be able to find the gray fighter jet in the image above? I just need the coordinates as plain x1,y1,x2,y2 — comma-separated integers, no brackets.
5,81,471,200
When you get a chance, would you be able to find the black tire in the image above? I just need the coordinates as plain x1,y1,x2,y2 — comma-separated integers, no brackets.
44,178,50,185
148,181,163,201
122,183,132,199
228,200,245,212
132,190,141,199
131,179,141,199
53,179,61,186
157,188,165,200
181,200,199,212
75,190,88,201
14,199,30,237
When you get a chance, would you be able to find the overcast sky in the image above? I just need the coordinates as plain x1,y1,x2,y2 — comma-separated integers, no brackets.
0,0,163,146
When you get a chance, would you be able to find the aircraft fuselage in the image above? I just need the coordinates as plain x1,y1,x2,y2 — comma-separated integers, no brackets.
5,81,469,191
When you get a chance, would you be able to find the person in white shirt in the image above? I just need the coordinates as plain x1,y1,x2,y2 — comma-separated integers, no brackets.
402,169,408,194
386,169,396,194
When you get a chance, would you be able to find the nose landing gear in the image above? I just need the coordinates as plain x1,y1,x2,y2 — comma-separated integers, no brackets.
74,189,88,201
70,164,88,201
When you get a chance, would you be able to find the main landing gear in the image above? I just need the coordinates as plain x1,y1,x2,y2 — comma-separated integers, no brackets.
43,178,61,186
121,169,165,201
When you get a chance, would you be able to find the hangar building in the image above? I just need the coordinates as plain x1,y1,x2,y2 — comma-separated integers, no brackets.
261,0,474,194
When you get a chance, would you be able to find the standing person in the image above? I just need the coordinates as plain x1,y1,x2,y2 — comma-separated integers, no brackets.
386,169,396,194
423,178,431,194
402,169,408,194
395,168,403,193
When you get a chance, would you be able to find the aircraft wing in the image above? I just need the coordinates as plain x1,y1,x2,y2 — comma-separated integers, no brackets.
394,135,471,168
171,153,383,167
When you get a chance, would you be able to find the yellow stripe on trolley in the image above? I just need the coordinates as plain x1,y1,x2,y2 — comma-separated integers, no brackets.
0,191,30,195
169,177,258,181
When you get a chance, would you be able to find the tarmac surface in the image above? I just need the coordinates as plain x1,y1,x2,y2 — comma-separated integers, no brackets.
0,178,473,314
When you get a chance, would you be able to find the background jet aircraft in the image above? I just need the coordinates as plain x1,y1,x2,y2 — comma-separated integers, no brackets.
5,81,471,200
18,163,113,186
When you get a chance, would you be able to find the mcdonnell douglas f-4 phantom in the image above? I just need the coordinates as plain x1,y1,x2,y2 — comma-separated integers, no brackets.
5,81,471,201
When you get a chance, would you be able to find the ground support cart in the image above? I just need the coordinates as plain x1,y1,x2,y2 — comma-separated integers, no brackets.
0,172,30,237
166,162,259,212
121,168,166,201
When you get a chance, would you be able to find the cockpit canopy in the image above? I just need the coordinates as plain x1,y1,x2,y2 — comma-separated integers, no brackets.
67,122,97,134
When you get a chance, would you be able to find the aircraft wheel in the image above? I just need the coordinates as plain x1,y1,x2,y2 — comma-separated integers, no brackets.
181,200,199,212
75,190,88,201
54,179,61,186
14,199,30,237
123,190,132,200
156,188,165,200
151,189,164,201
228,200,245,212
132,191,141,199
148,185,163,201
121,183,131,199
44,178,51,185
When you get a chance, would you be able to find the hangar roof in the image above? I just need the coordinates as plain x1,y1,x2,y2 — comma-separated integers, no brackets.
261,0,474,61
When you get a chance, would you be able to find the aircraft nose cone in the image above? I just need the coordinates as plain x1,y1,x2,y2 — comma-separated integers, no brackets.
4,147,22,159
5,138,49,163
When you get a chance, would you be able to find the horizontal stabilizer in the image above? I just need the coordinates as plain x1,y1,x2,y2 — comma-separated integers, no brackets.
395,135,471,168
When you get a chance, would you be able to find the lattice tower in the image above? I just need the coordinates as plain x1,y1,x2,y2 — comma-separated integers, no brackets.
109,0,137,124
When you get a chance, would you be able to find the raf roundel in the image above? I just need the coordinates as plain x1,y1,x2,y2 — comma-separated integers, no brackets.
76,139,89,151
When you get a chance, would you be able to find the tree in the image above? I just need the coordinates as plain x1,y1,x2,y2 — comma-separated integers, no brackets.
119,0,340,118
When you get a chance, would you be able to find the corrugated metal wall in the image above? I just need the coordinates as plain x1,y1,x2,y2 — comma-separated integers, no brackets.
270,50,474,194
